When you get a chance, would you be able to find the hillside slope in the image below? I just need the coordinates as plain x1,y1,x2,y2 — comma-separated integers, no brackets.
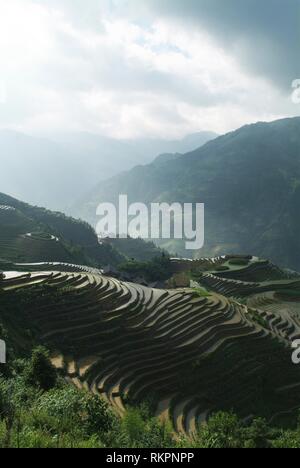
74,117,300,270
0,193,126,267
2,256,300,434
0,192,166,269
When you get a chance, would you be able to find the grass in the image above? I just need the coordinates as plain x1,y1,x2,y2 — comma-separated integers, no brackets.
276,290,300,299
192,287,211,297
214,265,230,272
247,309,269,329
228,258,250,266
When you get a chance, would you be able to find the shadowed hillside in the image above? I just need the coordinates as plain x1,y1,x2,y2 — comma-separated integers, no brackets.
0,193,163,268
74,117,300,270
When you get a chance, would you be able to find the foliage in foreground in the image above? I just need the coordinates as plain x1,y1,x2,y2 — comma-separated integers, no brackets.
1,347,300,448
0,347,175,448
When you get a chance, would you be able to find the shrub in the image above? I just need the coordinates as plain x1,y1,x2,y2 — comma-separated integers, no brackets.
214,265,230,272
24,347,57,391
228,258,249,266
112,407,175,448
192,412,244,448
0,379,16,448
272,430,300,448
122,408,146,445
35,386,116,436
248,309,269,329
192,288,211,297
192,412,275,449
242,418,272,448
276,290,300,300
119,255,172,282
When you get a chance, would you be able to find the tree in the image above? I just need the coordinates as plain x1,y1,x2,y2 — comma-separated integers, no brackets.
0,379,16,448
83,392,116,434
242,418,271,448
25,347,57,391
272,430,300,449
193,412,244,449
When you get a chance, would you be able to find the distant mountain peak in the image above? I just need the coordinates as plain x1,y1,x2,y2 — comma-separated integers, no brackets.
73,116,300,271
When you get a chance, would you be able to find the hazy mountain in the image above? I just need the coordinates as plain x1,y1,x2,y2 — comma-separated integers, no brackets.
48,130,218,181
0,130,82,211
73,117,300,270
0,129,217,211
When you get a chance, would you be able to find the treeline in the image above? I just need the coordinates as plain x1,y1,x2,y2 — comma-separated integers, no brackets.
119,255,172,282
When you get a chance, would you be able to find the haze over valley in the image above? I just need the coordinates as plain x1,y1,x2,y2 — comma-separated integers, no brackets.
0,129,216,211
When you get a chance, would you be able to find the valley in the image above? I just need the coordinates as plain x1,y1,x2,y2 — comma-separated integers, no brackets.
0,0,298,450
0,130,216,212
75,117,300,271
1,135,300,447
1,115,300,447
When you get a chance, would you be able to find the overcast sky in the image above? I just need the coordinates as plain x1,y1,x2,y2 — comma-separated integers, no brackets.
0,0,299,139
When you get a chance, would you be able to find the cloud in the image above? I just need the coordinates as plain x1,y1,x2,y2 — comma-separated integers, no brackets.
0,0,298,139
136,0,300,91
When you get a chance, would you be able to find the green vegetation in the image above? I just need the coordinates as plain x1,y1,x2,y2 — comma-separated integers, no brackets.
102,237,165,263
0,344,176,448
2,116,300,448
119,255,172,282
2,251,300,447
190,412,271,449
192,287,211,297
27,232,54,241
2,351,300,449
247,309,269,329
228,258,250,266
189,412,300,449
0,192,164,269
214,265,230,272
0,353,114,448
24,347,57,391
2,266,300,438
276,290,300,299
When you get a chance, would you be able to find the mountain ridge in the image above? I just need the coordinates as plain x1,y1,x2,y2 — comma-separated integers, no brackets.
0,129,217,211
73,116,300,270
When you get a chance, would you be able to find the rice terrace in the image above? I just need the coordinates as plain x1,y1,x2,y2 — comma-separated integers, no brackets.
3,256,300,432
1,0,300,452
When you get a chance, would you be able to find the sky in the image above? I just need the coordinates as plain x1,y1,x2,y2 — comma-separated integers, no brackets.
0,0,299,139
